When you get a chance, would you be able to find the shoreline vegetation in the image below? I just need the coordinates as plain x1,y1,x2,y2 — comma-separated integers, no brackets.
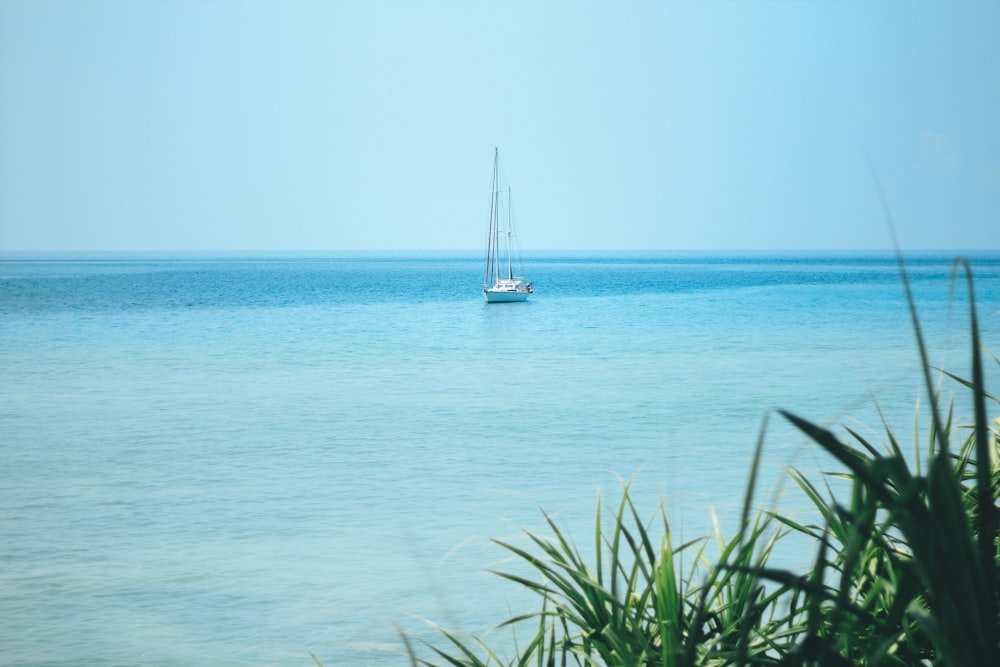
316,258,998,666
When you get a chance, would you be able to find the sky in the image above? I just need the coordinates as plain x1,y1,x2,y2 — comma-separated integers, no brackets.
1,0,998,252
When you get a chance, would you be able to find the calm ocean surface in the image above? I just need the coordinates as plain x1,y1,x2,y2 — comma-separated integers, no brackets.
2,252,999,666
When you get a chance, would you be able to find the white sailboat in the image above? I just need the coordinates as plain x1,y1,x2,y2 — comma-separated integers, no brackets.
482,148,532,303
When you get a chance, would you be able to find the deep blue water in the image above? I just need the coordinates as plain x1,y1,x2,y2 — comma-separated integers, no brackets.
2,252,998,666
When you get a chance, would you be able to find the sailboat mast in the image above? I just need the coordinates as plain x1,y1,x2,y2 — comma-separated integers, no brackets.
484,148,499,287
493,150,500,284
493,186,500,284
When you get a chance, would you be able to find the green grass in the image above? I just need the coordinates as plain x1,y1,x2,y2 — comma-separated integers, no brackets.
390,258,998,666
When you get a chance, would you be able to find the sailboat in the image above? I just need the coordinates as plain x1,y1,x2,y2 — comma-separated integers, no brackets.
482,148,532,303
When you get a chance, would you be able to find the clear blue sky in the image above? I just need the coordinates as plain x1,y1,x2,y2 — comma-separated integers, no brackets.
1,0,998,252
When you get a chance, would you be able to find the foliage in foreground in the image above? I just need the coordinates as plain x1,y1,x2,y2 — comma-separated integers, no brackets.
401,261,999,666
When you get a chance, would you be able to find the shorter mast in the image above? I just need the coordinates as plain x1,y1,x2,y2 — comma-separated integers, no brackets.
505,186,513,281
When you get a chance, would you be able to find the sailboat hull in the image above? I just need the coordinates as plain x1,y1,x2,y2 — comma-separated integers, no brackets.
483,278,531,303
483,288,530,303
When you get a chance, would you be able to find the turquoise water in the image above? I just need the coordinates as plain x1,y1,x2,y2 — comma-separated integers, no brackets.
2,252,998,666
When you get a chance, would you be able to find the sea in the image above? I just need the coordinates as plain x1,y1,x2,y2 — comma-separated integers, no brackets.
2,251,999,666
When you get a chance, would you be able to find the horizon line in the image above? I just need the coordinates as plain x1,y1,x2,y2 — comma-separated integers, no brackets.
3,247,998,259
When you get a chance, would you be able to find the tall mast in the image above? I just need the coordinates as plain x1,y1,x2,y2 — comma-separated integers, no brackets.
493,149,500,283
484,147,499,287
